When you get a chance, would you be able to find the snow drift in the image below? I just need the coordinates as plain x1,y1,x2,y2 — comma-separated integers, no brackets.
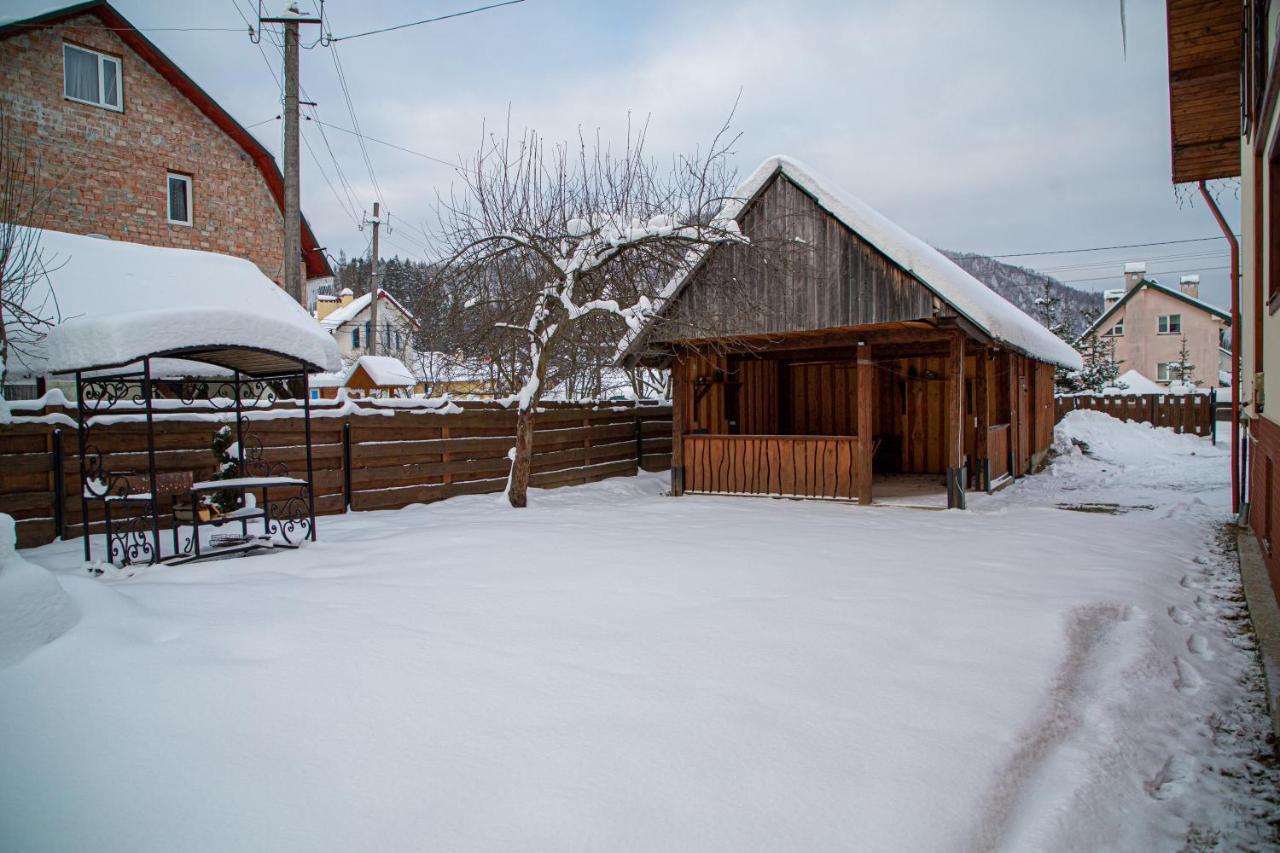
0,514,78,669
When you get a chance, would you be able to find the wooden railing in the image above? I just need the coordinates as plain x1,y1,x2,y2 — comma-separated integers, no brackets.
682,434,863,500
987,424,1010,483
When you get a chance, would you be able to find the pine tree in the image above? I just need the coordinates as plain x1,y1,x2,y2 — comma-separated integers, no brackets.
1060,327,1124,394
1172,335,1197,388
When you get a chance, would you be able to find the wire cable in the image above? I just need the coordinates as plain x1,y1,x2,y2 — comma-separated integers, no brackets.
329,0,527,42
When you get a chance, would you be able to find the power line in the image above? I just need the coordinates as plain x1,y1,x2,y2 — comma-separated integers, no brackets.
329,0,527,42
311,120,456,167
1056,264,1231,285
988,235,1235,259
329,40,385,206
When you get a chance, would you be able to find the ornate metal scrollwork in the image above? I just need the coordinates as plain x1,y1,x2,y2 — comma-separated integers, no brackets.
107,505,157,566
267,488,313,545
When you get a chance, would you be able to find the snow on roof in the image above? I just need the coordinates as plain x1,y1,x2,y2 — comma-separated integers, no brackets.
1124,262,1147,273
339,287,354,296
353,356,417,387
1180,274,1200,284
626,156,1082,370
318,289,417,331
13,229,339,375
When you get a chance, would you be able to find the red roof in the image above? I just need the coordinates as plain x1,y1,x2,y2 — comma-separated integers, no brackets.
1,1,333,280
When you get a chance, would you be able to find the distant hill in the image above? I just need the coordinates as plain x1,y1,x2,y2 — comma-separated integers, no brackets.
941,250,1104,340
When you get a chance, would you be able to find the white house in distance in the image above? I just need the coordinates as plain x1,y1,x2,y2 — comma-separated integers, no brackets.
1083,262,1230,388
316,288,419,365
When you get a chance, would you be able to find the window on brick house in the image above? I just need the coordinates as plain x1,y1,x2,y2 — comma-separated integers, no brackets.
1157,314,1181,334
167,173,192,226
63,44,121,111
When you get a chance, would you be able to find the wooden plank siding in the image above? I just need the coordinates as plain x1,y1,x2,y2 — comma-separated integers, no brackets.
648,173,937,343
683,435,861,500
1166,0,1242,183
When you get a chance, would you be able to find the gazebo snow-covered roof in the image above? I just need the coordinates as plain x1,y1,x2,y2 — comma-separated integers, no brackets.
21,229,339,376
621,155,1081,371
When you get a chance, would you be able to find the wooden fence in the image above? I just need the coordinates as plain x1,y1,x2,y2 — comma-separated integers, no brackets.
682,434,863,500
0,398,672,549
1054,393,1215,438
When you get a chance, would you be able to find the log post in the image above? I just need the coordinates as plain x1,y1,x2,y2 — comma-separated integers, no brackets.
973,345,989,491
1007,352,1019,479
946,333,966,509
856,346,874,505
670,354,685,496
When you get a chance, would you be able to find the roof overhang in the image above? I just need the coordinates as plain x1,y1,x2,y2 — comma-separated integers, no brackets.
0,1,334,279
1166,0,1242,183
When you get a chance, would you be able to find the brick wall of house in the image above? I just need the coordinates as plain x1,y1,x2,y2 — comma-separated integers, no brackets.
0,14,289,284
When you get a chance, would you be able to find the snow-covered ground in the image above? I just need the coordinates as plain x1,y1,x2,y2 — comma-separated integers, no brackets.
1,412,1275,852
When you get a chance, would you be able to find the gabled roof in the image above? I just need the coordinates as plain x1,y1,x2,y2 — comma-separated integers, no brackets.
0,1,332,280
1081,278,1230,339
351,355,416,387
319,289,418,331
621,156,1081,369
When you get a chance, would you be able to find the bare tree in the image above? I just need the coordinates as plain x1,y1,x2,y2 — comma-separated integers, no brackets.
435,114,746,506
0,109,62,392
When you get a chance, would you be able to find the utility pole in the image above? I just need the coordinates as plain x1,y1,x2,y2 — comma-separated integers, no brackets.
366,201,381,355
259,3,322,306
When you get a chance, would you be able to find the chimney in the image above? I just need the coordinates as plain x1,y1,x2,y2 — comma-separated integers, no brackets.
1179,274,1200,299
339,287,354,305
1103,288,1124,308
1123,261,1146,292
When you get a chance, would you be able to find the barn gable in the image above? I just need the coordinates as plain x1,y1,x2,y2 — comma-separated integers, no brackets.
647,170,939,344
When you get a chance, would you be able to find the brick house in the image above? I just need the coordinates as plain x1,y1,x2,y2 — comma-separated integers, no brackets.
1083,263,1231,388
0,0,332,288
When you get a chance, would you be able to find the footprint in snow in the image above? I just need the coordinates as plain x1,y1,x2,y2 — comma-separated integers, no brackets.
1146,754,1194,801
1187,634,1213,659
1179,574,1200,590
1174,657,1203,694
1168,605,1193,625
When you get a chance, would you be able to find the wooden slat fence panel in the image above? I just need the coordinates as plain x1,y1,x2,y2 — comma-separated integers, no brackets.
1055,393,1214,437
682,434,861,500
987,424,1010,482
0,400,673,549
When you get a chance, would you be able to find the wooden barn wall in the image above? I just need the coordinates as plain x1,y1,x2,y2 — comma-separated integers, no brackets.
649,174,937,343
785,362,859,436
734,357,779,435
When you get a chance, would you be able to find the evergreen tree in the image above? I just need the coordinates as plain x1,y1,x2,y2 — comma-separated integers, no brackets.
1172,335,1197,387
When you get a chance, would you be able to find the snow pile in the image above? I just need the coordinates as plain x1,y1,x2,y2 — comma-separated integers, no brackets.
0,514,78,670
352,355,416,388
13,229,339,375
1102,368,1162,395
626,156,1082,369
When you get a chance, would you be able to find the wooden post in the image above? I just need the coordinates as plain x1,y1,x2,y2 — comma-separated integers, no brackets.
856,346,874,505
1007,352,1019,479
973,346,989,491
670,355,685,496
947,334,965,509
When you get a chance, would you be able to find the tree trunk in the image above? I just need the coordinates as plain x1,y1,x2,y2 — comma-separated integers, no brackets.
508,404,536,507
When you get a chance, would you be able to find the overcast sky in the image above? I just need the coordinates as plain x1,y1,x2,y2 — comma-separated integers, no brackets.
18,0,1243,307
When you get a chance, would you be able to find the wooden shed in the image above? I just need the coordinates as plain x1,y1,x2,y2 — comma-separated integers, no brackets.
620,157,1082,508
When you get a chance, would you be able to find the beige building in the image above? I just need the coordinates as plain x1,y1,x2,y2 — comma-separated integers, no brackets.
1084,264,1230,387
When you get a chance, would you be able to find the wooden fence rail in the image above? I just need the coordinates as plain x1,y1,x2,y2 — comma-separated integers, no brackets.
1054,393,1215,438
0,398,672,549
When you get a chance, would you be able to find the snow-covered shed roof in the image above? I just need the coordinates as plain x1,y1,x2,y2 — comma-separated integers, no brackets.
15,229,340,376
352,356,417,387
318,289,418,331
622,156,1081,370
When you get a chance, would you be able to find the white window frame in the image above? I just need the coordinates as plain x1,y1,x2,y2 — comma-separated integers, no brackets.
1157,313,1182,334
166,173,192,226
1105,318,1124,336
1157,362,1179,382
62,43,122,111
